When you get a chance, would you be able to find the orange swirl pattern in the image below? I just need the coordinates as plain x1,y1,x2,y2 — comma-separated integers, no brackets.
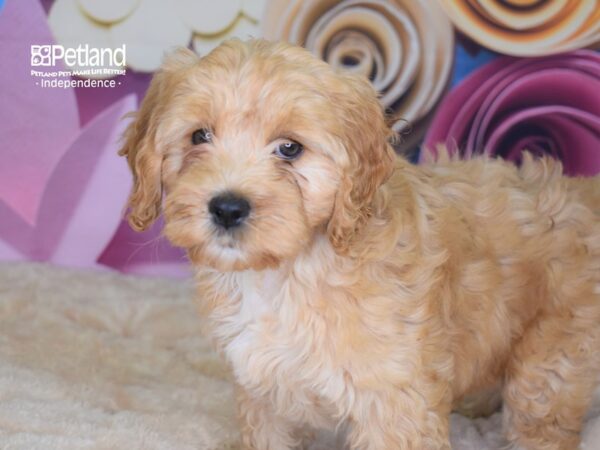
440,0,600,56
262,0,454,153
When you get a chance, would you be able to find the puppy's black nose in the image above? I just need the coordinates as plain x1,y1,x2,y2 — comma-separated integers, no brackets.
208,193,251,229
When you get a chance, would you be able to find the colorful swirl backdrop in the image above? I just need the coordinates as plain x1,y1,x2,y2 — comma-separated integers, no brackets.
1,0,599,277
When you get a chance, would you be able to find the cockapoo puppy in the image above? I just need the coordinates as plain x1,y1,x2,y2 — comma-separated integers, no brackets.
120,39,600,450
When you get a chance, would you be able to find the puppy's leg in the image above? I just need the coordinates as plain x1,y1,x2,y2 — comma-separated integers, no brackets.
236,384,298,450
346,385,451,450
503,314,600,450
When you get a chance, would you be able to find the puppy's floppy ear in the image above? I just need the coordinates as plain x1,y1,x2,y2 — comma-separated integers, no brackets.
119,48,199,231
327,73,396,253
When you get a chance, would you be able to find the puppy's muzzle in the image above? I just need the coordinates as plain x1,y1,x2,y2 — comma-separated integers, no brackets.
209,192,251,230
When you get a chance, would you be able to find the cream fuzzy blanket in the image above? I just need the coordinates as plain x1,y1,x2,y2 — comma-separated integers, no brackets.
0,263,599,450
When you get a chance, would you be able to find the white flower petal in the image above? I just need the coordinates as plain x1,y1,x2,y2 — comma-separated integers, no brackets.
241,0,268,22
48,0,116,78
175,0,242,35
193,16,260,57
77,0,140,24
110,0,192,72
49,0,112,48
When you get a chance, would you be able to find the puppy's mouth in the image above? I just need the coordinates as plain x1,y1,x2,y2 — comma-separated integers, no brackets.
212,227,244,249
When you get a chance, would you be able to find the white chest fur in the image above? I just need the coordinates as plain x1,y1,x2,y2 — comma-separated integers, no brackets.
211,267,343,426
223,270,277,385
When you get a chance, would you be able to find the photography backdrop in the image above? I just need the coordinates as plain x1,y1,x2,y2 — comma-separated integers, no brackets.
1,0,599,278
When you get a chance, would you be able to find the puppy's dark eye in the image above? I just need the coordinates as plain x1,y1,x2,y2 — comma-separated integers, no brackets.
191,128,212,145
275,141,303,160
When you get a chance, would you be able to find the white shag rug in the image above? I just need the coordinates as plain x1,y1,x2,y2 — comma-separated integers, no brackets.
0,262,599,450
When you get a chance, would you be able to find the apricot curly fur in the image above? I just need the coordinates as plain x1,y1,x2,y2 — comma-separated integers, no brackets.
121,39,600,450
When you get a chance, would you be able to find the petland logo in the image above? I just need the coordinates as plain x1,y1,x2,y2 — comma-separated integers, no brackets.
30,44,126,87
31,44,126,69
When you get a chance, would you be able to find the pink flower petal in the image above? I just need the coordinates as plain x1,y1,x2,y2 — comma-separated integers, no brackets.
49,94,136,267
98,218,190,278
0,95,137,268
0,0,79,224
